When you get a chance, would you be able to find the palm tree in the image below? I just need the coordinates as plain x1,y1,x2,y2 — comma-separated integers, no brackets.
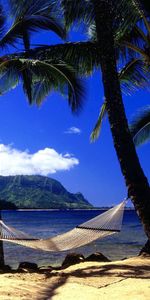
92,0,150,236
88,0,150,140
21,0,150,247
35,0,150,242
1,0,150,257
31,1,150,109
0,1,84,267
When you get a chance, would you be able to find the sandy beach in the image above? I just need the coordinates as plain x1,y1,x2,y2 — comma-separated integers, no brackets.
0,256,149,299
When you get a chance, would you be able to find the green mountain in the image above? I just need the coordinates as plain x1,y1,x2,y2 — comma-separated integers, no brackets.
0,175,93,209
0,200,17,210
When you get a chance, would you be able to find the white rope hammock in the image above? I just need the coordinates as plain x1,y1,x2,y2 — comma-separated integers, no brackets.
0,200,127,252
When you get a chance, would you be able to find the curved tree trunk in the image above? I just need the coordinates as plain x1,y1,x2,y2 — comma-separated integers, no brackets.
0,210,4,267
93,0,150,241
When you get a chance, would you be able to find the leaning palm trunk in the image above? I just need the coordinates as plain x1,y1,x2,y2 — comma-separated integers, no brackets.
0,210,4,267
93,0,150,241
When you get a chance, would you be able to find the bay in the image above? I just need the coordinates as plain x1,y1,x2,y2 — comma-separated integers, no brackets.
1,209,146,269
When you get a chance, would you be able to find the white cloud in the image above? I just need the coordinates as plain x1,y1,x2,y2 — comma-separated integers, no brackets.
0,144,79,176
64,127,81,135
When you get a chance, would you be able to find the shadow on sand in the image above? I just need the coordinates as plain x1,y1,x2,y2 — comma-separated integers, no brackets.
36,260,150,299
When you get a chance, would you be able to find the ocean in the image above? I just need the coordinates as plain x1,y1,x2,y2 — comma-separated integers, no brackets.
1,209,147,269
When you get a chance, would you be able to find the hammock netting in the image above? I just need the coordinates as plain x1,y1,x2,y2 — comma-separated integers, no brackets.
0,200,126,252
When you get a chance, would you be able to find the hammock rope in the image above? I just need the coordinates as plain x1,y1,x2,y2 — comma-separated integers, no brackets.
0,199,127,252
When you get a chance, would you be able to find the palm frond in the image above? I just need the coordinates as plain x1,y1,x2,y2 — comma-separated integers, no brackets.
0,0,65,49
0,15,66,49
0,66,19,94
115,25,148,62
32,72,72,106
61,0,94,30
28,41,100,76
119,58,150,95
130,105,150,146
32,79,53,106
0,4,5,39
35,60,84,111
114,0,142,42
90,101,107,142
122,24,147,45
116,0,150,41
22,68,32,103
0,58,84,111
8,0,28,18
8,0,62,20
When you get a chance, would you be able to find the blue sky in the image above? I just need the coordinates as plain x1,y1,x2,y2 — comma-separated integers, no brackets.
0,28,149,207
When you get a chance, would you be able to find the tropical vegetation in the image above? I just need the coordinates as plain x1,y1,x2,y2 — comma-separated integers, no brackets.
90,0,150,141
0,175,92,209
0,0,84,267
48,0,150,250
0,0,83,110
130,105,150,146
0,0,150,266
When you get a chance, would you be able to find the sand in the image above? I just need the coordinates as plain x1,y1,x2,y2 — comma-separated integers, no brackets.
0,256,149,299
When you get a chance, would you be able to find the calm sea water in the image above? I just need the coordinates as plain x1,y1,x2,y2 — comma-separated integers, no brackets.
1,209,147,269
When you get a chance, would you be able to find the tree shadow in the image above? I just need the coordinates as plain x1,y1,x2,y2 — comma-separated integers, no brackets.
36,272,69,300
36,260,150,299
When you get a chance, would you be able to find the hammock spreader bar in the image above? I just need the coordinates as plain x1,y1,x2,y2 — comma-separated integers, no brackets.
76,226,121,232
0,199,127,252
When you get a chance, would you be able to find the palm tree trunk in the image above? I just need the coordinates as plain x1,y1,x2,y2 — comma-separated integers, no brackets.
139,239,150,255
0,210,4,267
93,0,150,241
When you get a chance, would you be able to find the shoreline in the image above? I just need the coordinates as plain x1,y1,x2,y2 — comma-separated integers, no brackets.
0,255,149,299
1,207,134,211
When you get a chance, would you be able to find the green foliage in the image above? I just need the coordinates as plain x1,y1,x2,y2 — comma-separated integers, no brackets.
130,105,150,146
31,1,150,96
0,15,66,50
61,0,94,30
114,0,141,44
0,199,17,209
30,42,100,76
0,1,84,110
0,175,93,209
90,101,107,142
0,58,84,111
1,0,65,49
119,59,150,95
90,57,150,143
61,0,140,40
8,0,61,20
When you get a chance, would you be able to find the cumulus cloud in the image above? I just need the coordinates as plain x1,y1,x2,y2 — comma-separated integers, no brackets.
0,144,79,176
64,127,81,135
